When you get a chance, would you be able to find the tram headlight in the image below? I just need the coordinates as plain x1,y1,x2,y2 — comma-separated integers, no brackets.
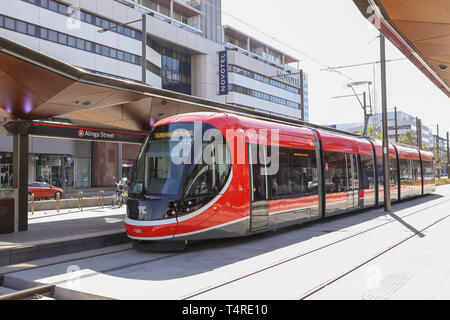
167,209,177,217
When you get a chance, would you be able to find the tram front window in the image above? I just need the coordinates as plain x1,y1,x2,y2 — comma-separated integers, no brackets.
144,139,188,195
130,122,231,208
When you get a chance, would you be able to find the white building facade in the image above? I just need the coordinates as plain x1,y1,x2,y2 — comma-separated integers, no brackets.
0,0,308,189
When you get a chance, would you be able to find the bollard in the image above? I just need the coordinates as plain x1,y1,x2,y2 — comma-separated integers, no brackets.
56,192,60,213
101,190,104,209
78,191,83,211
31,193,35,216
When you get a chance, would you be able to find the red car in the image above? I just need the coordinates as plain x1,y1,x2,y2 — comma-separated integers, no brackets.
28,182,64,200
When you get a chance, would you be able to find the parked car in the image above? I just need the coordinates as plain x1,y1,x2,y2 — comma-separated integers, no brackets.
28,182,64,200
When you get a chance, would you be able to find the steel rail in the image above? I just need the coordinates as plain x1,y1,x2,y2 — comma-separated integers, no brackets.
2,198,447,300
0,284,55,300
181,198,450,300
298,213,450,300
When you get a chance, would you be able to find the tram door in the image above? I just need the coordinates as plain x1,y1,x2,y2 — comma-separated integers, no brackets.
346,154,359,210
249,144,270,231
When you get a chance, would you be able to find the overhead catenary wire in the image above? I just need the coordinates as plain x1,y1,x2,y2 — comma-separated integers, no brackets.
320,58,406,71
197,0,355,82
196,0,450,137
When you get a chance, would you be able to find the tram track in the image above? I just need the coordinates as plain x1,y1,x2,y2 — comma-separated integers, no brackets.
0,246,134,276
298,213,450,300
1,197,448,300
181,198,450,300
0,284,55,300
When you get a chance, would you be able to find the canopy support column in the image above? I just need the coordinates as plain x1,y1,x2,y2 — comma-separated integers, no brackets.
10,121,31,232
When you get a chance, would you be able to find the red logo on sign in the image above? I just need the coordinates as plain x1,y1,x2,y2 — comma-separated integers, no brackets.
78,130,85,137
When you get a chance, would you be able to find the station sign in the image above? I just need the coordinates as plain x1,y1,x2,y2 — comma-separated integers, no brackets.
34,122,147,144
1,121,148,144
218,50,229,95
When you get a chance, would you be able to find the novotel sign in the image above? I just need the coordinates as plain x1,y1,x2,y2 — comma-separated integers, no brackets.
218,50,228,95
276,70,301,87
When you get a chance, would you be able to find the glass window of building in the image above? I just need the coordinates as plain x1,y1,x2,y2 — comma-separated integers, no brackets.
63,157,75,188
141,0,158,11
159,47,192,95
159,5,170,16
76,158,91,188
174,12,188,24
36,155,62,187
0,153,13,189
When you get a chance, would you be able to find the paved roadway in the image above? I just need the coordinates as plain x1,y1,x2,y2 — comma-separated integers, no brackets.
1,185,450,300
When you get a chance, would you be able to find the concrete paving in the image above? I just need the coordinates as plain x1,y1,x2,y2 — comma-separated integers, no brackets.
0,206,127,267
2,185,449,300
307,201,450,300
0,206,126,249
0,286,16,295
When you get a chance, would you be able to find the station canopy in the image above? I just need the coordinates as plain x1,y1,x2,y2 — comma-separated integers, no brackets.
354,0,450,98
0,36,296,133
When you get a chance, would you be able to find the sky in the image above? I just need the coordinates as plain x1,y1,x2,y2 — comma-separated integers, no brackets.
221,0,450,137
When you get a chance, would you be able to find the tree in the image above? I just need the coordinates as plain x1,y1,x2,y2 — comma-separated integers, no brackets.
358,126,382,139
421,143,430,151
400,131,417,147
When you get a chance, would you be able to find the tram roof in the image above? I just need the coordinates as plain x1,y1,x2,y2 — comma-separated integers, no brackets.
353,0,450,98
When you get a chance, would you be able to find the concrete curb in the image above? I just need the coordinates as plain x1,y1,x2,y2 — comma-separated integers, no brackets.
0,231,129,267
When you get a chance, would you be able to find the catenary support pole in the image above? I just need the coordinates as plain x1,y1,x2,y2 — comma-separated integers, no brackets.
437,124,441,178
416,117,420,148
418,119,423,149
380,34,391,212
447,132,449,179
394,106,398,143
141,13,147,85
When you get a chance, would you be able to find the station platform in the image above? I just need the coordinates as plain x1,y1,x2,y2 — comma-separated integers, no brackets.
0,206,127,267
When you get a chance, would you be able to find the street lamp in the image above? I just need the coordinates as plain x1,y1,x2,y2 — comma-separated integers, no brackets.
98,13,147,85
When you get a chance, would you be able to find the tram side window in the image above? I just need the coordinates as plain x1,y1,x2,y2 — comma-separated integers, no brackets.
389,157,398,186
423,161,435,183
377,156,384,186
291,149,319,196
360,154,375,190
184,135,232,198
412,160,422,185
324,152,347,194
398,158,411,185
270,148,292,197
250,144,268,202
268,147,318,199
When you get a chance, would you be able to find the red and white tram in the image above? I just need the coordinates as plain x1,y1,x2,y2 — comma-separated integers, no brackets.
124,113,436,250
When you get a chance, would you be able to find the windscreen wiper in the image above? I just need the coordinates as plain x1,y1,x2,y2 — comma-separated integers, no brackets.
144,194,162,200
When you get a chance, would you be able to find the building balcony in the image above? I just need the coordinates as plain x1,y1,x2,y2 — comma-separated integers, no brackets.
114,0,203,36
224,42,299,74
223,25,299,74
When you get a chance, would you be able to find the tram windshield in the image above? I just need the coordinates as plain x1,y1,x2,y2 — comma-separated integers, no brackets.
130,122,232,200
